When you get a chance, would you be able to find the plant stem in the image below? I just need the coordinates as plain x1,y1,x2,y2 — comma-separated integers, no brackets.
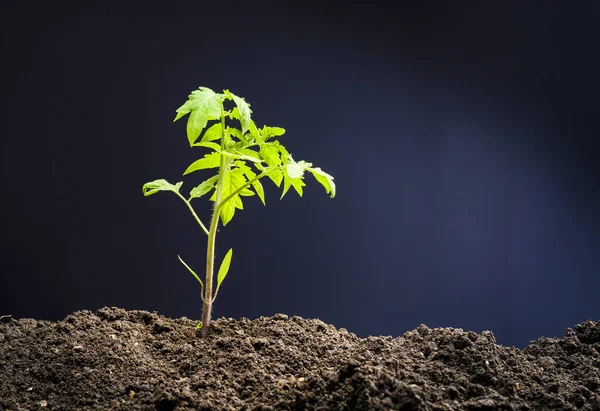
200,103,228,336
174,191,210,236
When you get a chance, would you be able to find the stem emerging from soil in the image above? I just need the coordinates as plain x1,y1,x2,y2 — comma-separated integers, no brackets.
200,104,228,336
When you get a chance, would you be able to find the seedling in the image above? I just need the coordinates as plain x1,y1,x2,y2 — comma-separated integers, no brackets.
143,86,335,336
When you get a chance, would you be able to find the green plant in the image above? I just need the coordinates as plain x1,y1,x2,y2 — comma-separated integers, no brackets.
142,86,335,336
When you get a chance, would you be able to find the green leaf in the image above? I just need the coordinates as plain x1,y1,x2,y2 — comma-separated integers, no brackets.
183,152,222,175
239,187,255,196
192,141,221,151
262,126,286,140
256,163,283,187
178,255,204,298
291,178,306,196
308,167,336,198
236,148,263,163
225,90,252,134
190,175,219,199
236,161,266,205
218,149,262,163
173,86,224,145
248,120,261,143
281,173,306,199
278,144,291,165
212,168,248,225
227,107,241,120
186,110,204,146
216,248,233,291
260,144,282,168
280,160,307,199
200,123,222,143
226,126,245,144
142,179,183,196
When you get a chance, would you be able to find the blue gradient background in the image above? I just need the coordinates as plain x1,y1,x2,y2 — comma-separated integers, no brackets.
1,2,598,348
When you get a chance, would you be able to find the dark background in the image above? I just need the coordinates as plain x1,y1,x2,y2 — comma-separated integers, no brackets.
1,2,598,349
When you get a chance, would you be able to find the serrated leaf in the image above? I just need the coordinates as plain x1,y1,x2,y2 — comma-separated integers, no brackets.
227,107,241,120
200,123,222,143
226,126,245,143
190,175,219,199
248,120,261,143
308,167,336,198
260,144,281,168
173,87,224,145
211,169,248,225
251,179,265,204
291,178,305,196
262,126,286,140
142,179,183,196
278,144,291,165
225,90,252,134
280,174,306,199
183,152,221,175
237,162,265,205
216,248,233,290
266,167,283,187
188,87,223,114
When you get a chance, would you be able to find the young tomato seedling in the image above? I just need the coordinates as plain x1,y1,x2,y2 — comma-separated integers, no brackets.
143,86,335,336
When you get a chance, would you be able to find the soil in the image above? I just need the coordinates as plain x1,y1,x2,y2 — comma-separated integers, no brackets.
1,307,599,410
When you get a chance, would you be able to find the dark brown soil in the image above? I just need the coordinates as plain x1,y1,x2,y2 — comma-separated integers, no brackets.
1,308,599,410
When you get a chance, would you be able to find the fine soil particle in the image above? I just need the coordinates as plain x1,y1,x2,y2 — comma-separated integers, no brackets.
1,307,599,410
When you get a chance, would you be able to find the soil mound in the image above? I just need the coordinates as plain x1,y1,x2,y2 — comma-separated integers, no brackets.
1,307,599,410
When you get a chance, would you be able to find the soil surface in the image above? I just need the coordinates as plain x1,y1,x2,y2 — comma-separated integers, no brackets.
1,307,599,410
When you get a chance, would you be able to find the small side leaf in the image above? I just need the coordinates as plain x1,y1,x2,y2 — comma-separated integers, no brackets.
183,152,222,175
216,248,233,290
192,141,221,151
239,187,255,196
178,255,205,302
142,179,183,196
190,175,219,199
262,126,286,140
226,126,246,144
200,123,222,143
227,107,241,120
